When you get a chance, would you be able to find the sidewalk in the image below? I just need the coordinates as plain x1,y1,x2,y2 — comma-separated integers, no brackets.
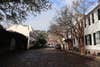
65,50,100,62
95,56,100,62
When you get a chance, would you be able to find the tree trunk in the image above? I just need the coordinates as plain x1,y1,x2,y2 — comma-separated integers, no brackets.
78,37,85,55
58,36,65,50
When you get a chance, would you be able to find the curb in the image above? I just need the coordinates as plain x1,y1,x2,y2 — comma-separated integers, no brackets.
94,56,100,62
65,51,100,62
65,51,95,60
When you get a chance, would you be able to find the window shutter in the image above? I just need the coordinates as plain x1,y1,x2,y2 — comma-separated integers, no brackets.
85,35,87,45
93,33,96,45
89,34,92,45
98,9,100,20
92,13,94,23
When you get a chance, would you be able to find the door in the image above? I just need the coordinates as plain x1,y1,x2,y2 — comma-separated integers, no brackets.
10,38,16,51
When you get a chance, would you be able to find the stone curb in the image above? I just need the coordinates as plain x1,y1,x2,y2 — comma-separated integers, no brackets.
94,56,100,62
64,50,100,62
76,52,100,62
64,51,96,61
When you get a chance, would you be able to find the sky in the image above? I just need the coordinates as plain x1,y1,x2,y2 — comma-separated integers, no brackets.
25,0,98,31
25,0,75,31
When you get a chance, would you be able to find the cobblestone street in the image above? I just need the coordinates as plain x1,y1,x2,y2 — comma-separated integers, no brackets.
0,48,100,67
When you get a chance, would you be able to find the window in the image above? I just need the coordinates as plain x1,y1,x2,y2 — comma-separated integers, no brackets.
95,31,100,44
85,35,87,45
93,33,96,45
73,38,75,44
98,9,100,20
85,34,92,45
92,13,94,23
85,22,86,27
88,16,91,25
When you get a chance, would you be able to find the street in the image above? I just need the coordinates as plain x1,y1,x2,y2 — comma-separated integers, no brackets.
0,48,100,67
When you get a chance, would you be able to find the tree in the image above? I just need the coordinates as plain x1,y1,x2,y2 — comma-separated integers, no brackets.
52,0,95,55
34,31,47,48
49,23,66,50
0,0,51,24
55,7,75,51
72,0,95,55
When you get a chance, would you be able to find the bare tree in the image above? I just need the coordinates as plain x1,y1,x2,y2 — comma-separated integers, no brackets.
48,7,79,51
72,0,95,55
52,0,95,55
48,23,65,50
55,7,75,51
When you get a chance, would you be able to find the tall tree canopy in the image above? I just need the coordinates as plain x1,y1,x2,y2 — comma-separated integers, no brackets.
0,0,51,24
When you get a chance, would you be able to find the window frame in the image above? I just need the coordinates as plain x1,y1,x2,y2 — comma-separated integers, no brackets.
95,31,100,44
85,34,92,45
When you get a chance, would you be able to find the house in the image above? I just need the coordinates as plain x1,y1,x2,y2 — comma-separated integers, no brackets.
72,1,100,55
84,1,100,55
7,24,35,50
47,32,63,48
0,26,28,54
47,33,58,46
70,0,100,55
0,27,11,53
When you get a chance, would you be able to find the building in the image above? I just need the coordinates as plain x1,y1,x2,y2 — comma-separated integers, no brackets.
70,0,100,55
7,24,35,50
0,27,11,53
47,33,58,47
84,1,100,55
0,25,28,54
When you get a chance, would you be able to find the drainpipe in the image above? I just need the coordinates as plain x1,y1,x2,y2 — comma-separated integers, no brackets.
27,36,30,50
27,26,30,50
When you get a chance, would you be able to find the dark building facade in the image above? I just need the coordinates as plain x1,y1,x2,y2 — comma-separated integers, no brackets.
0,29,28,54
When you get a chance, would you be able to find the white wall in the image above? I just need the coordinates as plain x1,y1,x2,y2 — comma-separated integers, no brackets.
85,6,100,53
73,38,78,48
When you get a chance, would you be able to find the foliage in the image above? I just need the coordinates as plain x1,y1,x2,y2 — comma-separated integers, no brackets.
0,0,51,24
34,31,47,48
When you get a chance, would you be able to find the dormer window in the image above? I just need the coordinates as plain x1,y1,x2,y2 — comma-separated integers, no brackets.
98,9,100,20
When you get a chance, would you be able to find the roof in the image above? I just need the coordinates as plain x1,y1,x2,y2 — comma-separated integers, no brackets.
85,3,99,15
7,24,33,37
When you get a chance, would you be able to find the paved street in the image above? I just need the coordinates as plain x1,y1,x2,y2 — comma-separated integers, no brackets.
0,48,100,67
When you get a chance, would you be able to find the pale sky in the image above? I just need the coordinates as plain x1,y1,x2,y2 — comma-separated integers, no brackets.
25,0,97,31
25,0,74,31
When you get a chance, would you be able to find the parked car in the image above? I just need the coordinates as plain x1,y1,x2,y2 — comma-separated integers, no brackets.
48,44,56,48
55,44,61,49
